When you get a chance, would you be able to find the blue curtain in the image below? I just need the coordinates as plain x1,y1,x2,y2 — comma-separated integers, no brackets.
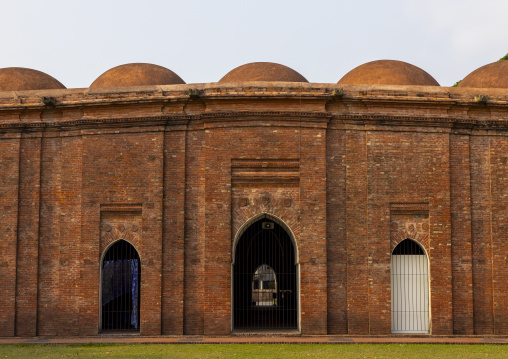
130,260,138,328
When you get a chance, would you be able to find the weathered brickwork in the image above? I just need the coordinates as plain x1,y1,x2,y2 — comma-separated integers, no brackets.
1,81,508,337
0,135,20,337
450,134,474,335
58,133,82,336
490,136,508,334
15,133,41,337
162,125,186,335
345,129,369,334
184,123,205,335
470,136,494,335
38,133,62,336
326,126,347,334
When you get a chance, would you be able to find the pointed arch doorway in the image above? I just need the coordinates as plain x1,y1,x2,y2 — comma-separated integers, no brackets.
100,239,141,332
233,215,298,331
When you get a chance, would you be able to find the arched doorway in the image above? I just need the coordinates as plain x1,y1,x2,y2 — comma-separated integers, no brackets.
101,240,141,332
233,217,298,330
391,238,429,334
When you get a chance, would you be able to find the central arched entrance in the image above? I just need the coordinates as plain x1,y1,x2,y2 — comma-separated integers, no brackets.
233,216,298,331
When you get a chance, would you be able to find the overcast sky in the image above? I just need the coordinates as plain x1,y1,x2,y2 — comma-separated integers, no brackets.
1,0,507,88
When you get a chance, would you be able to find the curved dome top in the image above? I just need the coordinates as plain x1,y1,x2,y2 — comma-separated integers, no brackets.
458,61,508,89
90,63,185,88
338,60,439,86
219,62,308,83
0,67,66,91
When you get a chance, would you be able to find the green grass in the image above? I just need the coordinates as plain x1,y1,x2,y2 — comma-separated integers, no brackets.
0,344,507,359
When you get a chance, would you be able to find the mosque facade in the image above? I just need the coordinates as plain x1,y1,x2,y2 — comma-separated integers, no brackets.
1,59,508,336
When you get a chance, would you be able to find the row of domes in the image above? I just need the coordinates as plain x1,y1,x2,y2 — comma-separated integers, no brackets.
1,60,507,92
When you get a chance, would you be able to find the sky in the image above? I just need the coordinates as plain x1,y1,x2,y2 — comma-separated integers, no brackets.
1,0,507,89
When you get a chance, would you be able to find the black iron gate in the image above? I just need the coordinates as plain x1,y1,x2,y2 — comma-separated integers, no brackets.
101,240,140,332
233,218,297,330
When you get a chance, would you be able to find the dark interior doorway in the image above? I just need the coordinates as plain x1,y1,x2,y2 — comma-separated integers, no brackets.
233,217,297,330
101,239,141,332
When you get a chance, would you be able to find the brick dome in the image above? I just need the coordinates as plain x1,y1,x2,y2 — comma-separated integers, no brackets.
90,63,185,88
219,62,308,83
0,67,66,91
338,60,439,86
458,61,508,89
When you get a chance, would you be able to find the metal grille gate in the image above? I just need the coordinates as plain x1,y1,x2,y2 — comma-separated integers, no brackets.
391,238,429,334
233,219,297,330
101,240,140,332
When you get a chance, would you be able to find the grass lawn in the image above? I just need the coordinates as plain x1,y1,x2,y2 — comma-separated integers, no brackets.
1,344,507,359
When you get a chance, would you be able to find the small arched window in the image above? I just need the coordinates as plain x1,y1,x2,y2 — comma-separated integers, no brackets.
252,264,277,306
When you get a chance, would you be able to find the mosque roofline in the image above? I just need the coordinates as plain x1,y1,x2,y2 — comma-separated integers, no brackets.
0,81,507,108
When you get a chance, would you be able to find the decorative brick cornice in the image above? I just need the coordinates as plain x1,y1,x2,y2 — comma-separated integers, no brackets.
334,114,508,128
201,111,331,120
0,115,193,130
0,111,331,131
1,110,507,131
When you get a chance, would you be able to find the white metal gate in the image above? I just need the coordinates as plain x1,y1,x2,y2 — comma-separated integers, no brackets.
391,238,429,334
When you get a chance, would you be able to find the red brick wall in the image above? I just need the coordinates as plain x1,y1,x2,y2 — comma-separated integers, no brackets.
345,129,369,334
78,128,165,335
299,123,328,334
326,125,347,334
184,123,205,335
329,126,454,335
366,130,452,335
1,84,508,337
490,136,508,334
57,133,82,336
38,133,62,336
202,118,328,335
15,133,41,336
450,134,474,335
162,124,187,335
470,136,494,334
204,125,232,334
0,135,20,337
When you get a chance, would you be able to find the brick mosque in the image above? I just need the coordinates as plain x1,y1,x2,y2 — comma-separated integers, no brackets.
1,59,508,337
